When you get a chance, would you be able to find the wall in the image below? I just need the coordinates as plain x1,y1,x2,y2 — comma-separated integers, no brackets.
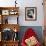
0,0,44,26
43,0,46,26
18,0,44,26
43,0,46,46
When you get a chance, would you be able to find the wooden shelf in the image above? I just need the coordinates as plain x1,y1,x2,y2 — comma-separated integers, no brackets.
0,24,20,32
0,7,19,16
2,40,19,42
0,7,20,46
0,7,19,9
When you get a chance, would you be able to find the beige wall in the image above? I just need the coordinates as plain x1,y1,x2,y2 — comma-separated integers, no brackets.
44,0,46,27
43,0,46,46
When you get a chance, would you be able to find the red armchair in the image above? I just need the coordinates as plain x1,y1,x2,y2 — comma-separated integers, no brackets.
21,28,41,46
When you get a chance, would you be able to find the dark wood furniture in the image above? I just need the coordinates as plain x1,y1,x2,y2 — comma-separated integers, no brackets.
2,41,19,46
0,7,19,46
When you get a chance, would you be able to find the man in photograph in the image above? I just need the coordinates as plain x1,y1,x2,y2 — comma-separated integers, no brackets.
27,9,34,18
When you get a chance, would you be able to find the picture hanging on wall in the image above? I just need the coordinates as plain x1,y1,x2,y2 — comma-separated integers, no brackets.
25,7,37,21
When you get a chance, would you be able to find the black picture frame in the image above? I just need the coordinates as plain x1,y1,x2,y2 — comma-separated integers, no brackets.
25,7,37,21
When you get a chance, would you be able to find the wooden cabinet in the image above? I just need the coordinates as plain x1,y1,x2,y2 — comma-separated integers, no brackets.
0,7,19,46
2,41,19,46
0,41,19,46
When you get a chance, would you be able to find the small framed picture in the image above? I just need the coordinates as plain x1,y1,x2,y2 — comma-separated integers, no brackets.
25,7,37,21
2,10,9,15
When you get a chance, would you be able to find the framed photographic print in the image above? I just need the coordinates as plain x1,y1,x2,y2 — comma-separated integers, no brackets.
2,10,9,15
25,7,37,21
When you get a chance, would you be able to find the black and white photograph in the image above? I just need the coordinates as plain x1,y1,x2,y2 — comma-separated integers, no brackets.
25,7,37,21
